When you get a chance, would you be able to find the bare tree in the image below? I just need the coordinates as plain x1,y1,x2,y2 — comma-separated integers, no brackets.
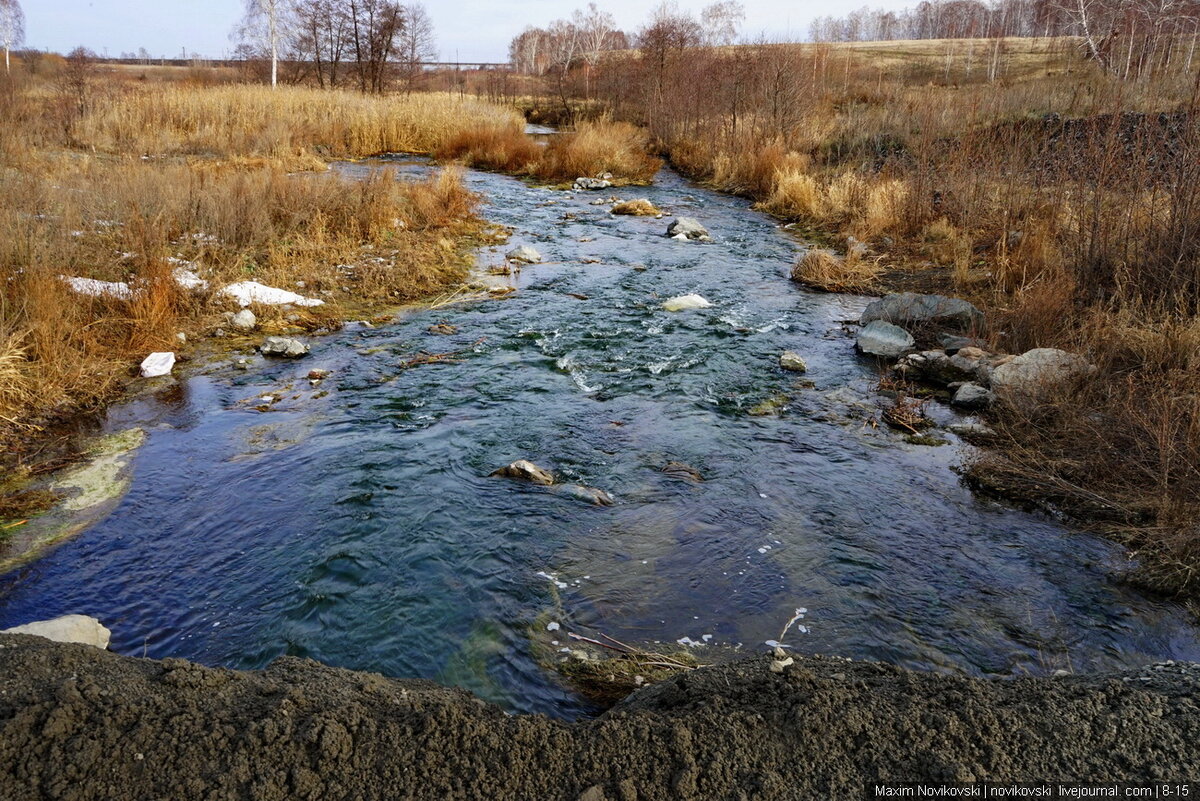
293,0,351,88
702,1,745,46
0,0,23,75
348,0,404,93
397,2,436,92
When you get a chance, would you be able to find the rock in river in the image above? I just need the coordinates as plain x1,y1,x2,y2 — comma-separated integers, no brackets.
260,336,310,359
860,292,984,332
491,460,555,486
856,320,915,358
667,217,711,241
779,351,808,372
506,245,542,264
2,615,111,649
553,484,615,506
662,294,712,312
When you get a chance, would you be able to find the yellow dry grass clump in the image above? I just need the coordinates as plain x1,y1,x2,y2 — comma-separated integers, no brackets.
790,247,881,292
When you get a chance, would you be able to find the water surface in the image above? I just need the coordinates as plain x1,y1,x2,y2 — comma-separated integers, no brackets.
2,159,1197,719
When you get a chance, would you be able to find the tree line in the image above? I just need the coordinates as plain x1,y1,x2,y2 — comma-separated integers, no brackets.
808,0,1200,77
236,0,436,92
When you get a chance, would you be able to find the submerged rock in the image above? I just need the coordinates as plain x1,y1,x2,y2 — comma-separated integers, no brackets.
2,615,111,649
554,484,615,506
260,336,309,359
666,217,711,241
506,245,542,264
779,351,808,372
139,352,175,378
856,320,915,358
491,460,555,486
662,294,712,312
860,292,984,332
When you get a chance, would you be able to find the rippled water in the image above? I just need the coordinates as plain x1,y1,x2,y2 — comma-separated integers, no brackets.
2,158,1198,719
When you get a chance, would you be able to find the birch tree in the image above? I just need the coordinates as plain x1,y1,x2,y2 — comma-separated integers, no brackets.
0,0,24,76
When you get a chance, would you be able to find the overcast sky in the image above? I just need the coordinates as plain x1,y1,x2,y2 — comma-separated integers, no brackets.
23,1,914,62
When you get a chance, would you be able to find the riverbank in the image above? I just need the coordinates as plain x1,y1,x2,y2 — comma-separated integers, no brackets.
1,632,1197,800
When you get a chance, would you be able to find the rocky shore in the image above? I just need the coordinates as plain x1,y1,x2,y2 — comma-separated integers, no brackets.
1,634,1197,800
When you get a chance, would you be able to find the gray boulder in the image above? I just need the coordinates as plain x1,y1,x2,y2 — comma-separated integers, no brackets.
2,615,111,649
573,177,612,191
506,245,542,264
860,293,985,332
227,309,257,331
491,459,555,486
990,348,1093,402
856,320,915,358
898,347,1008,387
667,217,711,241
260,336,309,358
951,382,995,410
779,351,808,372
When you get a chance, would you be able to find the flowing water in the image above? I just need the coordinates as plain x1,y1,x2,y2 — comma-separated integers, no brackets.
3,157,1198,719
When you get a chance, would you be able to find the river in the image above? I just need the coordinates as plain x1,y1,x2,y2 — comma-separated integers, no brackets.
2,156,1197,720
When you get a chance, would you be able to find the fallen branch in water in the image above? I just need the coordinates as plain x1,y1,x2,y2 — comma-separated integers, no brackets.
398,338,486,370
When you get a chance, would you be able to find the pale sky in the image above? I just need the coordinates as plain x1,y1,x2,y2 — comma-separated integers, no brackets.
23,0,913,63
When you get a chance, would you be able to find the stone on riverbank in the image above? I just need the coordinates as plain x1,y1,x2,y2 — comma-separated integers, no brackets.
260,336,309,358
2,615,111,649
573,177,612,191
951,382,995,410
860,292,984,332
227,309,257,331
491,460,555,486
856,320,915,358
990,348,1094,403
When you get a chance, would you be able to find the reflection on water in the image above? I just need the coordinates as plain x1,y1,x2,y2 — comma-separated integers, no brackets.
1,159,1197,720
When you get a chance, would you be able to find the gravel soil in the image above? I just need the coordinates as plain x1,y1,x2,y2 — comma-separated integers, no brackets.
1,633,1198,800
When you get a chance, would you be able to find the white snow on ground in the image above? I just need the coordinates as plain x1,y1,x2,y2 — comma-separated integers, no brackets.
220,281,325,307
61,277,133,300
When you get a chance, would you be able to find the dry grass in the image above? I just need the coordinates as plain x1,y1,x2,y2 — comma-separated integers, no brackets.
790,247,882,293
611,198,661,216
65,85,523,161
0,81,495,475
437,118,661,184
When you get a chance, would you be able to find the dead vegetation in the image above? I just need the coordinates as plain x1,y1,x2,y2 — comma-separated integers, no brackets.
0,73,508,498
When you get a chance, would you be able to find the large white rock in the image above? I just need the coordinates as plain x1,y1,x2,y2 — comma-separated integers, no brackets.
228,309,257,331
856,320,915,358
139,351,175,378
3,615,111,649
220,281,324,307
779,351,808,372
662,294,712,312
491,459,555,486
990,348,1093,401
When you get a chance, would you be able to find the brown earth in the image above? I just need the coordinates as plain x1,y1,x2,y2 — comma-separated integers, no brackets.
1,634,1198,800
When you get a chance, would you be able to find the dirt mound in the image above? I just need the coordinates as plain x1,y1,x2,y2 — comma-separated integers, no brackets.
1,633,1198,800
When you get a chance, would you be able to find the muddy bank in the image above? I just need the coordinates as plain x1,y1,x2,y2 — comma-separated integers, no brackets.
2,634,1198,800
